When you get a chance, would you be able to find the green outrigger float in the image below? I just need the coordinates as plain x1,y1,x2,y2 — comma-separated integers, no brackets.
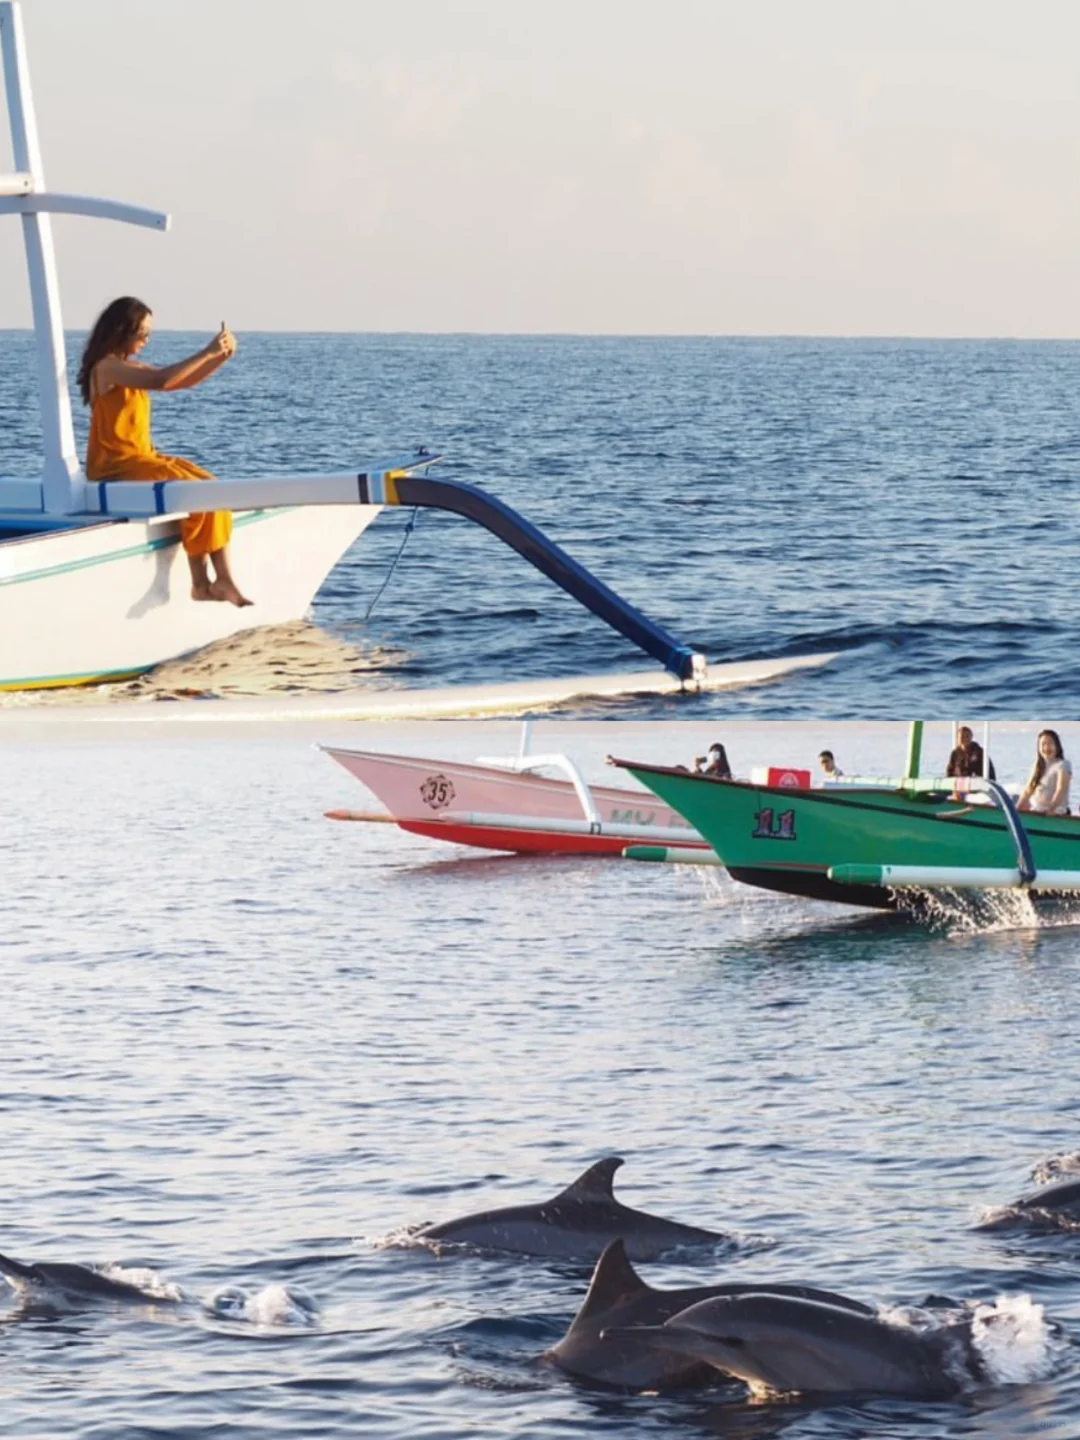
612,724,1080,910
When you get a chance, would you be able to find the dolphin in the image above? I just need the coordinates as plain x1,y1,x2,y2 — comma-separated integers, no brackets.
602,1292,980,1398
978,1174,1080,1231
1015,1175,1080,1219
0,1252,184,1306
417,1156,729,1262
545,1237,876,1390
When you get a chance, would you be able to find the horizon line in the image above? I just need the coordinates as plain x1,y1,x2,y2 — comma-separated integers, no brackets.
1,328,1078,343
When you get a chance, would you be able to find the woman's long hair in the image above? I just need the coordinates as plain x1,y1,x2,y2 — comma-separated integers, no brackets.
77,297,151,404
1029,728,1065,788
710,743,732,779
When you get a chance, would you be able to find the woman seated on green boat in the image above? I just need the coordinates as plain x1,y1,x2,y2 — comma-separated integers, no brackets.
1018,729,1072,815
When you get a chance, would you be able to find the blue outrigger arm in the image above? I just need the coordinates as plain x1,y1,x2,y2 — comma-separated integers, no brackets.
367,472,705,682
88,455,707,683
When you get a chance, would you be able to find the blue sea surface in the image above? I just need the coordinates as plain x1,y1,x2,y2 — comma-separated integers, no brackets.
2,332,1079,715
3,717,1080,1439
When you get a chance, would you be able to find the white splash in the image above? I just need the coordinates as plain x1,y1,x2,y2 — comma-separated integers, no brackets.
975,1201,1080,1234
875,1296,1057,1389
205,1283,319,1326
974,1202,1015,1229
99,1264,186,1303
876,1303,949,1334
372,1225,428,1250
1032,1151,1080,1185
894,885,1080,935
969,1295,1057,1384
893,887,1040,934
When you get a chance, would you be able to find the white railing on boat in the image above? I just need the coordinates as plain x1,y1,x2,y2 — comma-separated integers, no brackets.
827,774,1042,891
474,721,606,828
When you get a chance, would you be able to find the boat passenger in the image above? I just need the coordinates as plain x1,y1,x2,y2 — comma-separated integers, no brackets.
696,742,732,779
1018,729,1072,815
946,726,995,781
818,750,843,780
77,297,251,606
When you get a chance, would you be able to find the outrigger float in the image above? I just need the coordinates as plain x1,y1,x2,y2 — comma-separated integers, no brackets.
322,725,712,857
613,723,1080,909
0,2,835,701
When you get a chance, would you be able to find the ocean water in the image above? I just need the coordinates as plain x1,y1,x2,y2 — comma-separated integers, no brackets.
4,717,1080,1439
2,332,1080,715
6,325,1080,1439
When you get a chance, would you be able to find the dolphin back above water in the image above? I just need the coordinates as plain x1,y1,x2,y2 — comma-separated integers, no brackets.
603,1292,979,1398
546,1237,877,1390
0,1252,182,1305
978,1174,1080,1231
418,1157,729,1262
1017,1175,1080,1218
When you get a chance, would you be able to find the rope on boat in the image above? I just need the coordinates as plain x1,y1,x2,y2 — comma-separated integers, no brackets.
364,507,420,621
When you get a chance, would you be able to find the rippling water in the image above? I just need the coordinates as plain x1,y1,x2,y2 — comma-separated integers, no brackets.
5,718,1080,1438
3,332,1079,715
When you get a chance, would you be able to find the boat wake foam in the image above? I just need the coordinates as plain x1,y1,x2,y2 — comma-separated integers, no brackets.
892,886,1080,934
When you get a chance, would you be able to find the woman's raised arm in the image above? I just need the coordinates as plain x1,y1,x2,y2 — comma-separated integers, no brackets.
94,324,236,395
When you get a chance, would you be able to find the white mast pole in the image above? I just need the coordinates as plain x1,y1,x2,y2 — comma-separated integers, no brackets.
0,1,79,512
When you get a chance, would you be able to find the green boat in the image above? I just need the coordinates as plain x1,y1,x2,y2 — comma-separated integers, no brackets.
612,726,1080,909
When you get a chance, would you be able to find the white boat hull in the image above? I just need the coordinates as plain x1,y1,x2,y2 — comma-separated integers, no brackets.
0,504,377,689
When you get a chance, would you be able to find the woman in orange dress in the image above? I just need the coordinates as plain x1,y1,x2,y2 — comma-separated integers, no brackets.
78,296,251,606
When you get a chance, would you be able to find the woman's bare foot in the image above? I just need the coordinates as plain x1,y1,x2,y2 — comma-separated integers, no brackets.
209,578,253,607
204,547,252,607
191,580,220,602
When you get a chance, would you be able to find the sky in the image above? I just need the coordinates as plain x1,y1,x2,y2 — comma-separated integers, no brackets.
2,0,1079,336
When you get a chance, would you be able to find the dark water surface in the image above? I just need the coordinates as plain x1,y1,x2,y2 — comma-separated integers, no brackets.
3,719,1080,1438
2,332,1079,715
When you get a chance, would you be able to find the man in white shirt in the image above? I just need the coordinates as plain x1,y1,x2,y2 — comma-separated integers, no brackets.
819,750,843,781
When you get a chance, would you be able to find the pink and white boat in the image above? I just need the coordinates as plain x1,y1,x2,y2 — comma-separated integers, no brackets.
320,738,711,857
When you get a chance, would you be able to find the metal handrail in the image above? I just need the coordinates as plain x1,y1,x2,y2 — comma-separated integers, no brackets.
833,773,1036,887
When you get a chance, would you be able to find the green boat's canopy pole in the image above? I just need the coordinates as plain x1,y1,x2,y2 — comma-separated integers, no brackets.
905,721,923,780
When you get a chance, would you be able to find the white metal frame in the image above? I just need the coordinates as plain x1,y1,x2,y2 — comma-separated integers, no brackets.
0,0,169,516
476,720,604,828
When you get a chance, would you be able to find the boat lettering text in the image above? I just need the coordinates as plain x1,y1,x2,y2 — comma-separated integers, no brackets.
609,808,657,826
419,774,457,810
752,807,797,841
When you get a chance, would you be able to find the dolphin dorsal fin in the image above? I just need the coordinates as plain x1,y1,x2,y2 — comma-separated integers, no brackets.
0,1252,41,1283
575,1237,649,1320
556,1156,625,1204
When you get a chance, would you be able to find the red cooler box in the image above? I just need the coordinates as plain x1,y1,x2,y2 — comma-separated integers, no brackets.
751,765,812,789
